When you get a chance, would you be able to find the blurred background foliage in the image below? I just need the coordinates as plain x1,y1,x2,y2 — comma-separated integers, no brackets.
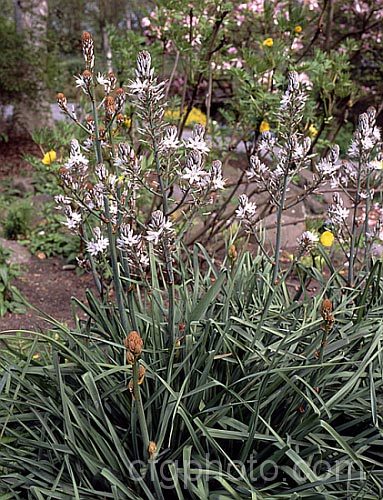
0,0,383,150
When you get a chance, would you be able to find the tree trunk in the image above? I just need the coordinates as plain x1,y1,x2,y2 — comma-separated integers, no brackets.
12,0,52,136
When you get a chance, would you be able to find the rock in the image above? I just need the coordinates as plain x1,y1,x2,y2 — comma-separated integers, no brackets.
0,238,32,265
262,212,306,250
304,195,327,215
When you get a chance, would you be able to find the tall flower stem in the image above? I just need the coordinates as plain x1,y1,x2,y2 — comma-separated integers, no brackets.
90,95,129,334
272,175,289,284
132,362,150,454
363,174,372,275
348,159,362,287
108,126,139,332
132,362,163,499
149,117,175,347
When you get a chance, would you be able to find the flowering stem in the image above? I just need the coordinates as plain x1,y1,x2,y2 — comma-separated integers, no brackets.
132,363,150,455
108,126,139,332
90,95,129,334
149,118,175,347
132,362,163,499
348,159,362,287
363,174,372,274
272,175,289,284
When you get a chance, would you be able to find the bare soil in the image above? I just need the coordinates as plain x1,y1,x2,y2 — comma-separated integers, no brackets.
0,137,94,332
0,136,40,178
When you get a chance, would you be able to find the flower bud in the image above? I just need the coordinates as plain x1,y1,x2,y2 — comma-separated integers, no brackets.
124,330,143,359
115,88,126,111
148,441,157,459
104,95,115,120
56,92,67,111
82,31,94,71
228,244,237,261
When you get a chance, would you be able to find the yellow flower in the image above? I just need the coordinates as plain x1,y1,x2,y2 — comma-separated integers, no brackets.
259,120,270,133
294,25,303,34
309,124,318,137
187,107,207,127
320,231,334,247
164,107,207,127
42,150,57,165
263,38,274,47
164,109,180,121
124,117,132,128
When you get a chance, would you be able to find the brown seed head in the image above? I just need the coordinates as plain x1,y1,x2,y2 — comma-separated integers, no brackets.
126,351,135,365
98,126,106,139
321,298,334,332
81,32,94,71
321,299,333,316
148,441,157,459
56,93,67,110
104,96,115,118
125,331,143,357
82,31,92,43
105,95,115,106
116,113,124,124
56,92,66,103
228,244,238,261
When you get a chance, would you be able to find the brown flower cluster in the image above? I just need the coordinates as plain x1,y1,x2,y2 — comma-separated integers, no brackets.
124,330,143,365
321,298,334,333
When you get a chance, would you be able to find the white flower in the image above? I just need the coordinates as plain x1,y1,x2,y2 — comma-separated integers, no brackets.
86,227,109,256
66,139,89,170
236,194,257,222
297,231,318,253
210,160,225,190
184,124,210,155
279,72,307,117
258,131,277,154
181,164,208,186
181,150,208,187
159,125,180,152
146,210,173,245
136,51,154,80
117,225,141,249
247,156,269,182
97,73,109,86
63,209,82,231
74,73,92,95
128,78,149,95
55,195,72,206
317,146,340,178
328,193,349,226
96,72,116,94
95,163,108,181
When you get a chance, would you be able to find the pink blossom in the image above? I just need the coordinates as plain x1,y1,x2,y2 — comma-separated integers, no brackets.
141,17,151,28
